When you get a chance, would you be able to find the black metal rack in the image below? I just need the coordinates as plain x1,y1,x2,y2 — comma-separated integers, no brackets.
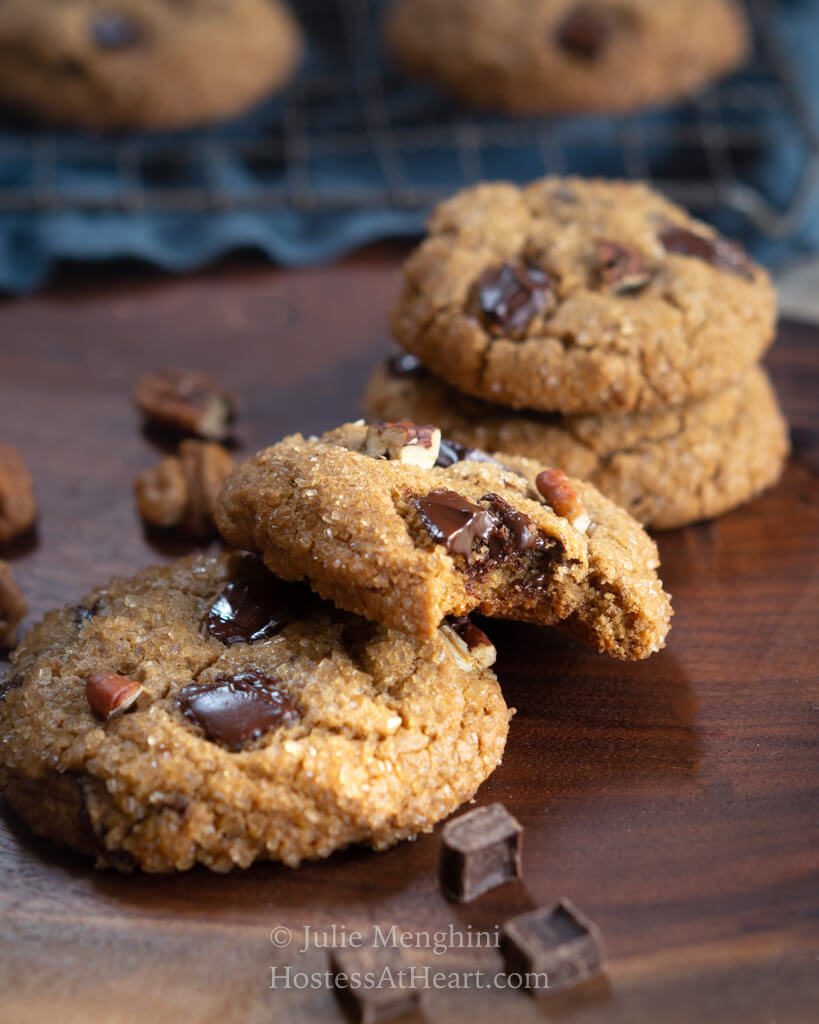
0,0,815,239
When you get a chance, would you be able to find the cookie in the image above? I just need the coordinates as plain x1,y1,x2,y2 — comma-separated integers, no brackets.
216,422,672,659
0,0,303,130
364,356,790,530
391,178,776,415
0,554,510,872
387,0,748,114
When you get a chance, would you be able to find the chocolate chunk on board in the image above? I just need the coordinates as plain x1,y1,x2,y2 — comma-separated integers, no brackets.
331,935,423,1024
440,803,523,902
501,898,604,997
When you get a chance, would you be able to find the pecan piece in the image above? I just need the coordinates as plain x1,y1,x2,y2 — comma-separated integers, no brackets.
535,469,590,533
0,444,37,544
440,616,496,671
0,561,27,649
86,673,143,721
365,420,442,467
135,440,235,538
594,240,653,294
134,368,235,441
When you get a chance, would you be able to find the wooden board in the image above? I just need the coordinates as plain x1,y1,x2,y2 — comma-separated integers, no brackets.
1,254,817,1024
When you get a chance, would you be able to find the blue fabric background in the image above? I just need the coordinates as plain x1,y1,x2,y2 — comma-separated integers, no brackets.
0,0,817,293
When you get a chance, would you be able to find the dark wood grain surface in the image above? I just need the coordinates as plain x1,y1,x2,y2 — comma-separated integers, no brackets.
0,254,817,1024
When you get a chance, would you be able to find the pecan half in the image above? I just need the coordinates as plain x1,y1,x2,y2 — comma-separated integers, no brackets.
86,673,143,721
0,561,27,649
134,440,235,538
535,469,590,533
0,444,37,544
365,420,442,467
134,368,235,441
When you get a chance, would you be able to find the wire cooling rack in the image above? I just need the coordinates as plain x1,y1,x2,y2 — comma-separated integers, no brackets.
0,0,816,240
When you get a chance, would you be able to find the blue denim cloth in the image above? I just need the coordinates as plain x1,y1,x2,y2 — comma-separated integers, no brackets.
0,0,816,292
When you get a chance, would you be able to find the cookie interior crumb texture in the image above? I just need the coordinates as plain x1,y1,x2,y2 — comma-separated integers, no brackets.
216,423,672,658
391,178,776,415
0,554,511,872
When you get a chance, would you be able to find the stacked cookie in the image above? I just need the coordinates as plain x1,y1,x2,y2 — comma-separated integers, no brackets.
365,177,789,529
0,418,672,872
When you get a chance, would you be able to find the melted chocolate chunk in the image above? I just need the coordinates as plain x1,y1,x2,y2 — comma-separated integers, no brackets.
484,493,544,559
91,12,146,50
386,352,426,378
205,558,307,645
416,489,552,566
177,671,299,751
471,262,553,339
556,4,612,60
595,240,653,294
415,489,498,559
435,437,502,470
660,226,754,281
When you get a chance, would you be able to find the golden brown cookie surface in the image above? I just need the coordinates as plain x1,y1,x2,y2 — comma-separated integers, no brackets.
0,554,509,872
364,357,789,530
392,178,776,415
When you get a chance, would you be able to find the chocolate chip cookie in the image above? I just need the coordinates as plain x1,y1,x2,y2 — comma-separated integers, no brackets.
387,0,749,114
0,0,303,130
364,356,790,530
392,178,776,415
216,423,672,659
0,554,510,871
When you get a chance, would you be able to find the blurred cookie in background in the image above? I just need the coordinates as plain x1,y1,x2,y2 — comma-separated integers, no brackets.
0,0,303,131
386,0,749,114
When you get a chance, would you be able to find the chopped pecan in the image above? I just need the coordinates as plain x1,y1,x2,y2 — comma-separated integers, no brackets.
0,444,37,544
440,617,496,671
134,440,235,538
365,420,442,467
0,561,27,649
594,240,653,294
535,469,590,533
86,673,143,721
134,368,235,441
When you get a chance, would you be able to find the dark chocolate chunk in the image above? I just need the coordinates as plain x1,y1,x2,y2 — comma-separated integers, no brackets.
206,558,306,645
660,225,754,281
435,437,501,470
386,352,426,378
415,489,498,559
594,240,653,294
449,616,493,654
501,899,605,997
331,933,423,1024
556,4,612,60
483,493,544,557
440,803,522,902
177,670,298,751
69,603,97,627
91,12,146,50
471,262,553,339
0,673,22,704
